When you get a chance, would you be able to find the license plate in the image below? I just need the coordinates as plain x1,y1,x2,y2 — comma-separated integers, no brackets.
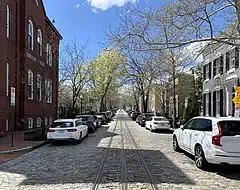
58,130,64,133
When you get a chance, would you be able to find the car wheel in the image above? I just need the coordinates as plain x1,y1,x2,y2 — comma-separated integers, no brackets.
195,145,208,170
150,125,153,132
173,135,181,152
86,129,89,137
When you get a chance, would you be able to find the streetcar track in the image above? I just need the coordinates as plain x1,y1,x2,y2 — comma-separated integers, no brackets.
123,119,159,190
92,118,119,190
120,117,128,190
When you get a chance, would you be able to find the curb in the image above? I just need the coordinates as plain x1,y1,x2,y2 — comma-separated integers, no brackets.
0,140,49,154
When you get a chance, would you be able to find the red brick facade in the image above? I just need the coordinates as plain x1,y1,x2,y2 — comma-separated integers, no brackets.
0,0,62,135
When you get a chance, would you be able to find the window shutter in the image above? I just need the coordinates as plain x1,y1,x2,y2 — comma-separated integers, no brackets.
213,91,216,116
220,56,224,74
203,94,206,116
235,47,239,69
226,52,230,71
208,92,212,116
220,89,224,116
203,65,206,80
213,59,216,77
209,62,212,79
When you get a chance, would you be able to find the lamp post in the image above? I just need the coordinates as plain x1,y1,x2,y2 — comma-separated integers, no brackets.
80,94,83,114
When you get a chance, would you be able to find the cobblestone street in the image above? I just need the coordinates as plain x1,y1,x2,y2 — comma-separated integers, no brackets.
1,111,240,190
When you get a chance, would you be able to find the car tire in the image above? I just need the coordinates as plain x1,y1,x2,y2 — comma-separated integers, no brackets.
194,145,208,170
150,125,153,132
86,129,89,137
173,135,181,152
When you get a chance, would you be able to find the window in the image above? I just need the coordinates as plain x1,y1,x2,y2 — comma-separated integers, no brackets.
216,91,220,116
28,20,34,50
184,119,195,130
51,122,73,128
37,29,42,56
6,63,9,96
6,5,10,38
49,46,53,66
218,121,240,136
227,47,239,70
37,117,41,127
6,119,9,131
197,119,212,131
232,87,235,116
45,117,48,126
37,74,42,100
28,118,33,129
213,56,223,77
49,117,53,125
28,70,33,99
206,94,209,116
45,79,52,103
46,43,50,64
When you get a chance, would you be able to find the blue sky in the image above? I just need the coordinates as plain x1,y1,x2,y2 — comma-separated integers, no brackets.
42,0,161,58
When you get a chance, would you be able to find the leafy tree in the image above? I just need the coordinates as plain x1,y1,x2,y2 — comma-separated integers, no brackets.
88,49,126,111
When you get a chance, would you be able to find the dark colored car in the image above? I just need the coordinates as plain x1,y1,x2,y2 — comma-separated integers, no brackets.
75,115,97,133
95,114,107,126
131,112,141,121
97,112,110,123
138,113,155,127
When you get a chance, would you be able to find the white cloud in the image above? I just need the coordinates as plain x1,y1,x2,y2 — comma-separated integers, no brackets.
86,0,137,12
75,4,81,8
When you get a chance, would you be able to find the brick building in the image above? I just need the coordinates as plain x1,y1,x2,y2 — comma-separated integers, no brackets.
0,0,62,136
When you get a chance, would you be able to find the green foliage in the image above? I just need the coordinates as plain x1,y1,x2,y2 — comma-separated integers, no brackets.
88,49,126,110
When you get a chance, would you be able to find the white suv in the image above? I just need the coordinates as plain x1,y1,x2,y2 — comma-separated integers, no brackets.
173,116,240,169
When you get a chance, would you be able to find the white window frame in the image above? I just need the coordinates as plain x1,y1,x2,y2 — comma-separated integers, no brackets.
229,48,236,69
28,20,34,50
28,118,33,129
37,29,42,56
6,5,10,38
6,63,9,96
49,46,52,67
28,70,33,99
37,74,42,100
45,79,52,103
44,117,48,126
37,117,41,127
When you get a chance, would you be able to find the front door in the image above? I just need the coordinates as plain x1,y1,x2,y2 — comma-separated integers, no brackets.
182,119,196,152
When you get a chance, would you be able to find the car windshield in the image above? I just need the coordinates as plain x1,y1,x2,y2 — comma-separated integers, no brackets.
154,117,168,121
219,121,240,136
78,116,89,121
51,122,74,128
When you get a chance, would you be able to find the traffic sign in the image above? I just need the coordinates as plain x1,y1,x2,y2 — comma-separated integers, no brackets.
10,87,15,107
235,86,240,93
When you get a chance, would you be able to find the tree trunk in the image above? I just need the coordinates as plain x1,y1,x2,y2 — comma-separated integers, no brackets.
99,96,105,112
144,91,149,113
172,64,177,128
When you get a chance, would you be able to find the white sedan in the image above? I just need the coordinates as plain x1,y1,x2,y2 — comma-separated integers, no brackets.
47,119,88,143
145,116,170,132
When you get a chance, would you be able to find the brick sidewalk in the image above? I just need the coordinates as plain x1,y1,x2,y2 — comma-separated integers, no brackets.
0,131,45,164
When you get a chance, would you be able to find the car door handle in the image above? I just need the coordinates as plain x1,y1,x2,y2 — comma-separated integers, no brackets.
194,134,199,136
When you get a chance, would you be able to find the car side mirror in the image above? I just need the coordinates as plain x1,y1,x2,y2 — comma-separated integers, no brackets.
180,125,184,130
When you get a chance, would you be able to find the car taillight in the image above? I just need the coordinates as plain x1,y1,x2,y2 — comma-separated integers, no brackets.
212,122,222,147
47,129,55,132
67,129,77,132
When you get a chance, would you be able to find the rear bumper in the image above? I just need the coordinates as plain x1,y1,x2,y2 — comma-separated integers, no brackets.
206,149,240,165
152,125,170,130
48,138,76,142
47,133,79,141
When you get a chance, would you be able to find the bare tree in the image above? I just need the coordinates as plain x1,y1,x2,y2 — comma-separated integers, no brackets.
60,40,89,116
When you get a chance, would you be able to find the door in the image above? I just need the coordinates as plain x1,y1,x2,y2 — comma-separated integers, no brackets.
181,119,196,151
190,119,212,154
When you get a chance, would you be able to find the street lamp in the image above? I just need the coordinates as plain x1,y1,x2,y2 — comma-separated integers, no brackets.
80,94,83,114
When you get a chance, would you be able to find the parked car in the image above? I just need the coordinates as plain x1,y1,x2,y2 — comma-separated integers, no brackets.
131,112,141,121
173,116,240,170
75,115,97,133
145,116,170,132
136,114,142,124
95,114,107,126
47,119,88,143
138,113,155,127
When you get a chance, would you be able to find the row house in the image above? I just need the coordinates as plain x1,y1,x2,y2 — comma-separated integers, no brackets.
0,0,62,136
202,43,239,117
